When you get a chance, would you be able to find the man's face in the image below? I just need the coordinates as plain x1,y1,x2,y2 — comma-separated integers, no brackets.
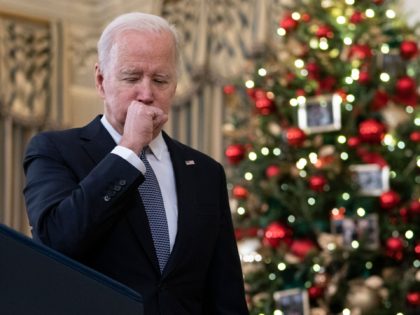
95,30,178,134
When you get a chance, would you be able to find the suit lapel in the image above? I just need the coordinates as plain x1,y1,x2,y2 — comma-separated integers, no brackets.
162,133,197,276
80,116,160,273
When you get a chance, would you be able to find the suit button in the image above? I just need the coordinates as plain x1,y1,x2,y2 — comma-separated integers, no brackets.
114,185,122,191
119,179,127,186
104,195,111,202
108,190,116,197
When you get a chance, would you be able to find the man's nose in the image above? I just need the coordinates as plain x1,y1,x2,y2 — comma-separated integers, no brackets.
136,79,153,105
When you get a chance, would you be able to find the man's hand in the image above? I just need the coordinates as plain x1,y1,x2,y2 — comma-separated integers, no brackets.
119,101,168,155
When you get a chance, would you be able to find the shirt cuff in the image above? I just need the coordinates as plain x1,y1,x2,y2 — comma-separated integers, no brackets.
111,145,146,174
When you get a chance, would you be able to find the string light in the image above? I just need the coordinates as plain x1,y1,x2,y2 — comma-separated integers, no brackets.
357,207,366,217
386,9,396,19
337,16,346,24
345,0,355,5
292,12,301,20
308,197,316,206
309,152,318,164
258,68,267,76
274,310,283,315
278,262,287,271
288,215,296,223
237,207,246,215
313,264,321,272
365,9,375,18
346,94,355,102
249,152,257,161
342,193,350,200
310,38,319,49
381,44,390,53
337,135,347,143
245,80,254,88
345,77,354,84
343,37,353,45
365,261,373,269
351,240,360,249
244,172,253,181
351,69,360,80
340,152,349,160
277,28,286,36
296,158,308,169
261,147,270,155
290,98,298,106
405,230,414,239
295,59,305,68
380,72,390,82
273,148,282,156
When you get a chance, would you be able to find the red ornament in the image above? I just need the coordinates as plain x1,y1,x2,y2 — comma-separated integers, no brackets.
372,0,384,4
225,144,246,165
301,13,311,22
263,222,292,248
395,76,416,96
309,175,327,192
232,185,248,199
318,76,336,93
359,151,387,167
349,44,372,60
406,292,420,306
286,127,306,147
386,236,404,260
315,25,334,38
223,84,236,95
279,14,298,32
266,165,281,178
254,89,275,115
347,136,361,148
394,76,418,106
308,285,324,300
410,131,420,142
380,190,401,209
415,242,420,258
386,236,404,252
350,11,364,24
290,239,316,259
358,70,370,85
306,62,320,80
409,199,420,215
358,119,386,143
400,40,418,60
371,90,389,110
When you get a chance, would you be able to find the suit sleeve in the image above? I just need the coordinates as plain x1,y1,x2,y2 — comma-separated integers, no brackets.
23,133,144,258
204,164,249,314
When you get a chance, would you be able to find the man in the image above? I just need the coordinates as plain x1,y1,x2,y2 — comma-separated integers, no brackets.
23,12,248,314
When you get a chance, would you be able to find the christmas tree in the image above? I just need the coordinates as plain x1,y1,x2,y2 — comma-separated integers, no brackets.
223,0,420,314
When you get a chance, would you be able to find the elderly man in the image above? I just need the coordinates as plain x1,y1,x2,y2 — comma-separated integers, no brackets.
23,12,248,315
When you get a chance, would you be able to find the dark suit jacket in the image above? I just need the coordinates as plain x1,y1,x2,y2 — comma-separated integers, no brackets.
23,115,248,314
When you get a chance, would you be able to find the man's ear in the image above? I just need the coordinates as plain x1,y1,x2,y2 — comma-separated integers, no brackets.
95,63,105,98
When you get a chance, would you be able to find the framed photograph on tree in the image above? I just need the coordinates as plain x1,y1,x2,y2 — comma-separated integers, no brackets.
273,288,309,315
298,93,342,134
349,164,390,196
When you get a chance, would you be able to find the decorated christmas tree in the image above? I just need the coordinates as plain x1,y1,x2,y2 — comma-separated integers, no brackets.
223,0,420,314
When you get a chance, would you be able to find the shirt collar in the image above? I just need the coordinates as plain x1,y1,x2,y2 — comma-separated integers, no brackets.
101,115,166,161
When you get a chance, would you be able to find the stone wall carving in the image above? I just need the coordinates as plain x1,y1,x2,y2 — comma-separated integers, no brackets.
0,14,54,127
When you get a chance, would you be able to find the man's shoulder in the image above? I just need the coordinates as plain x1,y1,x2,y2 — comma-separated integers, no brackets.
31,116,101,143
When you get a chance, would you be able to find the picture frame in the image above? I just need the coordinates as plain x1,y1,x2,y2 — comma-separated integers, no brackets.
375,49,405,78
331,214,380,250
273,288,310,315
298,93,342,134
349,164,390,196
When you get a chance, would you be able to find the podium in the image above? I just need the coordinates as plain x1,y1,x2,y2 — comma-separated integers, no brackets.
0,223,143,315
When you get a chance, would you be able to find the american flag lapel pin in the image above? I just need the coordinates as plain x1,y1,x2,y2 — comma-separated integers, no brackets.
185,160,195,166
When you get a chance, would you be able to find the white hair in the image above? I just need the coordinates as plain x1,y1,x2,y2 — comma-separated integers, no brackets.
97,12,181,75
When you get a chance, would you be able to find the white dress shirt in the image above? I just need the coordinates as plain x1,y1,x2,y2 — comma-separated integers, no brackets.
101,115,178,251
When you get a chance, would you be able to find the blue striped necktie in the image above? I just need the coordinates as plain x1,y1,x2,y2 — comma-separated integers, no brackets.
139,149,171,273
